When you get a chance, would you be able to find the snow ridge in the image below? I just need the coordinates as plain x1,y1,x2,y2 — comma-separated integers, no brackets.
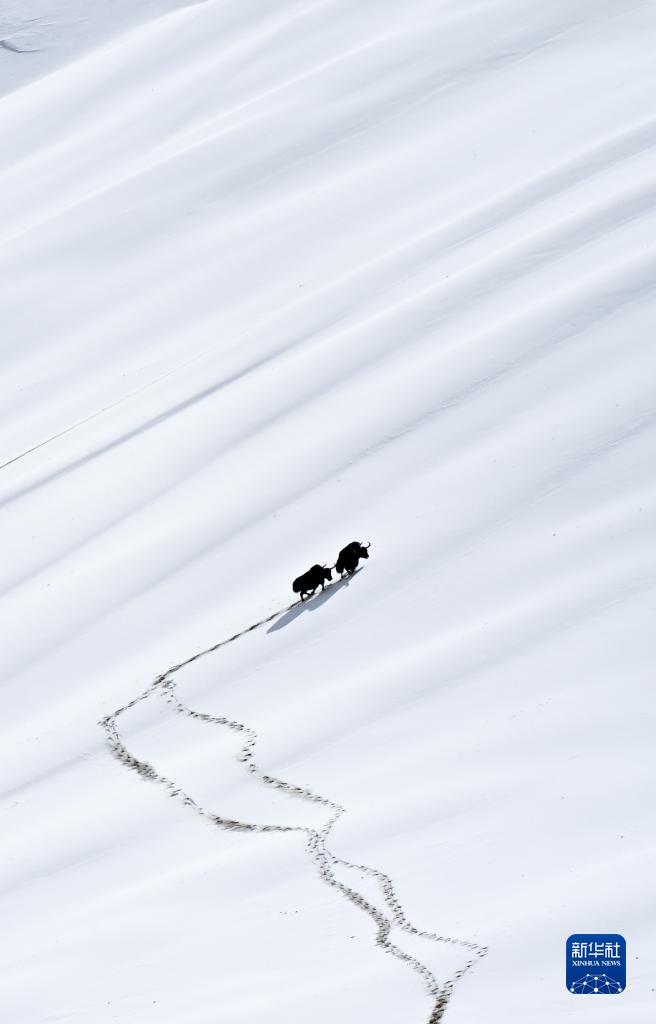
100,592,487,1022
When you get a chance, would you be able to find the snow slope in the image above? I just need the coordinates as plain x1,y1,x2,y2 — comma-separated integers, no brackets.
1,1,655,1021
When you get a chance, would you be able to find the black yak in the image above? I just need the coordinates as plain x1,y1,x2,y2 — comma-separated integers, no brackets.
292,564,333,601
335,541,370,577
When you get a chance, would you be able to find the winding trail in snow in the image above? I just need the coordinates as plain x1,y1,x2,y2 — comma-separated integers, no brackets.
100,587,487,1022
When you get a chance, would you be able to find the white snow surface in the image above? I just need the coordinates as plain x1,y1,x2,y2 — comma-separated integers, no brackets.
1,1,655,1021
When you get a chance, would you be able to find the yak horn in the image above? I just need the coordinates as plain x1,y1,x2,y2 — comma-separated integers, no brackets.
364,542,371,549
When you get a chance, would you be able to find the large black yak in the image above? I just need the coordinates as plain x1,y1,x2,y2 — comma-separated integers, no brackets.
292,564,333,601
335,541,370,577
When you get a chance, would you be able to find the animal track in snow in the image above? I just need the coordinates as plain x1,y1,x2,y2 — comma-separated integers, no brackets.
100,592,486,1021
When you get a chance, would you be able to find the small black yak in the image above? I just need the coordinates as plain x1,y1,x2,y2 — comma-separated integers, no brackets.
335,541,370,577
292,564,333,601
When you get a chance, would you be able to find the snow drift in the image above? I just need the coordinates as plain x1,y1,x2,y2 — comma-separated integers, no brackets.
1,1,655,1021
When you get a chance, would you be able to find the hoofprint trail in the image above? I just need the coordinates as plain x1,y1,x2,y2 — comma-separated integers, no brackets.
101,588,487,1023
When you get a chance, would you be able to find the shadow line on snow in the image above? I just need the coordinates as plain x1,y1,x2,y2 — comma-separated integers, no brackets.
0,327,310,502
100,584,486,1022
267,572,357,632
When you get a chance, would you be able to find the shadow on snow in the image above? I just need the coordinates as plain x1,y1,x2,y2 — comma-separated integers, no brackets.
267,570,361,634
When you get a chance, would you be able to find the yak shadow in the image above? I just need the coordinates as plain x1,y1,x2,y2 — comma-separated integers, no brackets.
267,570,361,634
